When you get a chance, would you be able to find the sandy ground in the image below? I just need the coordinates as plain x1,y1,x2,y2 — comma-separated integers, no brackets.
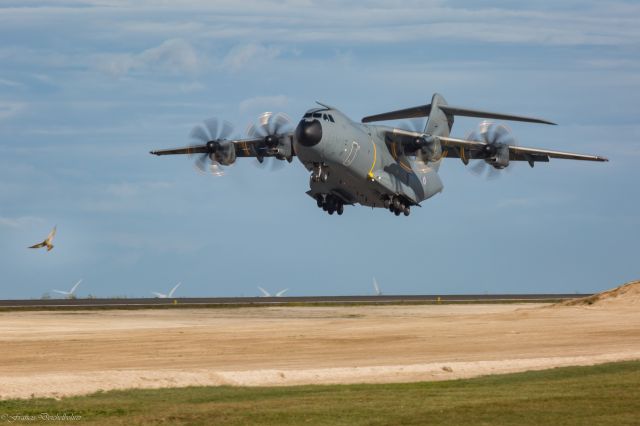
1,283,640,399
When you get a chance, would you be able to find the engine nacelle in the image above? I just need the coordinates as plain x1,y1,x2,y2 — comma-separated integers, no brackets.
486,144,509,169
210,141,236,165
417,135,442,162
274,135,294,161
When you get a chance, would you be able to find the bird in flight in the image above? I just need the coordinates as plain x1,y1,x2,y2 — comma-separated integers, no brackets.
29,226,57,252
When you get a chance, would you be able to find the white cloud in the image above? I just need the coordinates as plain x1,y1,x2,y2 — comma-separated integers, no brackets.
223,43,282,71
106,232,203,254
0,78,23,88
0,102,26,120
0,215,44,229
95,38,200,77
105,181,173,198
239,95,290,113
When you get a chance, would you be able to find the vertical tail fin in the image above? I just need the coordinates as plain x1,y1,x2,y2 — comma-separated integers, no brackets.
423,93,452,172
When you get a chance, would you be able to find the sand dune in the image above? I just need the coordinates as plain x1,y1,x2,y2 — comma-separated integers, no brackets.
1,281,639,399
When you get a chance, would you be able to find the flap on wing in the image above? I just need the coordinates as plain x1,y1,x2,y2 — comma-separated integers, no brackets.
437,136,608,163
150,137,267,157
509,145,608,162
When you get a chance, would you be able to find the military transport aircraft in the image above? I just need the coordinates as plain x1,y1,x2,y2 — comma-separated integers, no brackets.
151,93,607,217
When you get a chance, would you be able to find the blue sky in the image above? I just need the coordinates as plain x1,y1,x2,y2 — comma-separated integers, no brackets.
1,0,638,298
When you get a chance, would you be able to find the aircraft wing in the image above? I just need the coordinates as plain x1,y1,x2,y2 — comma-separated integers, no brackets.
384,129,607,165
437,136,609,164
150,135,295,158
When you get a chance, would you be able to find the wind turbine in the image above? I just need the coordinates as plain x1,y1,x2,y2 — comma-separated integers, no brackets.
29,226,57,252
152,282,181,298
257,286,289,297
373,277,382,296
53,279,82,299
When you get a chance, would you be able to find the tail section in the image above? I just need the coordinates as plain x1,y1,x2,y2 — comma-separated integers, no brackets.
361,92,555,173
423,93,452,138
421,93,452,172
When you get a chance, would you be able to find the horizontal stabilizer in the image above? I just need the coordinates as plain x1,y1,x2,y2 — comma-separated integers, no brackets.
362,105,432,123
440,105,556,125
362,103,555,125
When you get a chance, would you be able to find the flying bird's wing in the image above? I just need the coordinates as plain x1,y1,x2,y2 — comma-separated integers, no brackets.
258,286,271,297
168,282,181,298
47,226,57,243
275,289,288,297
29,241,46,249
52,290,68,295
151,292,165,298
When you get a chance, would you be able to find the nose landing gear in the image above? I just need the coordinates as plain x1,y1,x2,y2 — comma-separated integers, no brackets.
311,163,329,183
316,194,344,215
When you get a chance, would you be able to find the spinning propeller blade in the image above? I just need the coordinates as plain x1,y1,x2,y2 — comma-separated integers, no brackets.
189,117,234,176
466,121,517,179
247,112,292,170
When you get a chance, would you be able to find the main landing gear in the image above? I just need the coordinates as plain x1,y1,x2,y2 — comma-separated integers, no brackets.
316,194,344,215
311,163,329,183
383,195,411,216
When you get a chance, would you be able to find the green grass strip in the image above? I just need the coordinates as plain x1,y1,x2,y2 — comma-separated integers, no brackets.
1,360,639,425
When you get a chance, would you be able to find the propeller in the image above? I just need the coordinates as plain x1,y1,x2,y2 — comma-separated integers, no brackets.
400,118,432,172
246,112,293,170
189,117,235,176
465,121,516,179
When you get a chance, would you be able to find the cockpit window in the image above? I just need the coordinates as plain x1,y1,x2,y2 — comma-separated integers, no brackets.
305,111,334,122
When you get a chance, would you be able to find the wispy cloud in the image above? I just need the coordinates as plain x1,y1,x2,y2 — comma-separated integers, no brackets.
0,78,23,88
0,102,26,120
222,43,282,71
95,38,200,77
0,215,44,229
239,95,290,113
105,181,173,197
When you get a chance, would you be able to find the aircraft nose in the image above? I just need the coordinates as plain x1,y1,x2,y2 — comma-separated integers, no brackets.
295,119,322,147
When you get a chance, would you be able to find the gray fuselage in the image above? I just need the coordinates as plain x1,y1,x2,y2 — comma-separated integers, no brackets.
293,106,443,209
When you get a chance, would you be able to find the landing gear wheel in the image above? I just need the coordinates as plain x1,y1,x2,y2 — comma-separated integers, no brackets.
394,209,401,216
316,195,324,208
403,206,410,216
337,203,344,215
